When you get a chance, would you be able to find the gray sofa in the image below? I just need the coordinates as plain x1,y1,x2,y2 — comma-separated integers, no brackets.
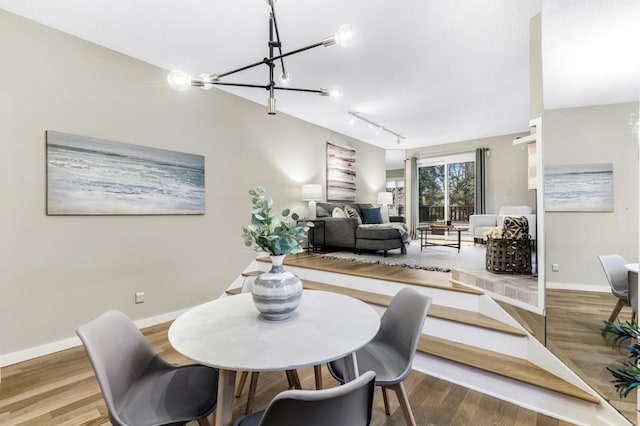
313,203,408,256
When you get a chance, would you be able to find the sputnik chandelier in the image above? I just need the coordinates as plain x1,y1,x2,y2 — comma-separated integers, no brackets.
167,0,354,115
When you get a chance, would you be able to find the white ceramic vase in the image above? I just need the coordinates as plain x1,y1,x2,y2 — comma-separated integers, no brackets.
251,255,303,320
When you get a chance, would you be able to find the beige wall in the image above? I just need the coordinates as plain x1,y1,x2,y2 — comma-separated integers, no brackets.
386,169,404,179
529,13,543,120
406,134,536,215
0,10,385,359
544,102,639,289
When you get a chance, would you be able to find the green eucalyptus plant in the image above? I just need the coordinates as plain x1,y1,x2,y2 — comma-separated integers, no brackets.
601,319,640,398
241,186,311,256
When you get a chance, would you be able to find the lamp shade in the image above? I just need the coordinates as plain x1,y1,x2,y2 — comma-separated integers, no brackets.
377,192,393,205
301,184,323,201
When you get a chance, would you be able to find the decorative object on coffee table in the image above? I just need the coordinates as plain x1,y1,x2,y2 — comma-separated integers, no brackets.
241,186,310,320
429,222,452,236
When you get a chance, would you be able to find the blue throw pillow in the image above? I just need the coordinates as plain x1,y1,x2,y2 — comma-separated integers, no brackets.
361,207,383,224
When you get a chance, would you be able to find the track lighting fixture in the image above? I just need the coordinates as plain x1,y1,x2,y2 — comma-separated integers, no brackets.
348,111,406,143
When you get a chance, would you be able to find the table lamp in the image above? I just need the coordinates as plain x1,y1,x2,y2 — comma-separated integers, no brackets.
377,191,393,206
377,191,393,221
301,184,323,219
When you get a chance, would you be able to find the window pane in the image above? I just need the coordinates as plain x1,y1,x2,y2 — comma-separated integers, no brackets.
448,161,475,222
418,165,445,222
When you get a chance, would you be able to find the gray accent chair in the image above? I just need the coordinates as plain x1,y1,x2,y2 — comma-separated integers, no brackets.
76,310,218,426
598,254,635,322
233,370,376,426
327,287,432,426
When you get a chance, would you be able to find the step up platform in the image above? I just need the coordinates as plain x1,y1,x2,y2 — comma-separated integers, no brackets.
233,270,596,403
233,255,628,425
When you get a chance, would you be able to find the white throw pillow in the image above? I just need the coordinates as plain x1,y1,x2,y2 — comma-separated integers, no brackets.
379,204,390,223
332,207,347,218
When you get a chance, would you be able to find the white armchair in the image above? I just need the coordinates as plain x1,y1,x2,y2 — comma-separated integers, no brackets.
469,205,536,243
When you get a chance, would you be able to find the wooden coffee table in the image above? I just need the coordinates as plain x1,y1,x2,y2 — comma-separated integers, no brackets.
418,226,468,253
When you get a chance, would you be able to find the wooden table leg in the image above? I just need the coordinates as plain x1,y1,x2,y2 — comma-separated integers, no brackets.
216,369,237,426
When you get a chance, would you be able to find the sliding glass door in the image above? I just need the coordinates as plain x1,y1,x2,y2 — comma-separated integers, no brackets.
418,153,475,225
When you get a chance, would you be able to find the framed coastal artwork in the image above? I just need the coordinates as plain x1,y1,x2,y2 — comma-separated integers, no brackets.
46,131,205,215
544,163,613,212
326,141,356,202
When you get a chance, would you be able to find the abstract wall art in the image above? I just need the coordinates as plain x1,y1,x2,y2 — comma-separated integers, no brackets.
46,131,205,215
326,141,356,202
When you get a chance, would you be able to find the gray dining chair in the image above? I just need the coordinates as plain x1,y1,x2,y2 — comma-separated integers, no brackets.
327,287,432,426
628,267,638,319
233,370,376,426
598,254,634,322
76,310,218,426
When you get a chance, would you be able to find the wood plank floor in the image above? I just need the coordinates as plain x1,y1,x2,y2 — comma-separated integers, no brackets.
501,289,637,423
0,321,573,426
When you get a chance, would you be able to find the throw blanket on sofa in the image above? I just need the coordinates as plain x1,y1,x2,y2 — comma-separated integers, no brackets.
358,223,411,246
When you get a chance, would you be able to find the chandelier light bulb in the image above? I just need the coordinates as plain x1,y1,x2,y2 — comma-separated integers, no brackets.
199,73,214,90
328,87,343,99
167,70,191,91
349,115,356,125
334,24,356,47
279,72,292,87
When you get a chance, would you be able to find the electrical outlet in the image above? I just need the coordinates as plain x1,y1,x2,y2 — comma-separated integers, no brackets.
551,264,560,272
135,292,145,304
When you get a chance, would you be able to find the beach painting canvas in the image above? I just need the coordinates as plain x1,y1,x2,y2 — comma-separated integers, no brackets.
47,131,205,215
326,141,356,202
544,163,613,212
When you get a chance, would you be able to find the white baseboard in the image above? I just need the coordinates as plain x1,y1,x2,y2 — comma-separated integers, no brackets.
0,308,189,368
545,281,610,293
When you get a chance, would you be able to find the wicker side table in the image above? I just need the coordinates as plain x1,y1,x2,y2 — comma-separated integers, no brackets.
485,237,532,274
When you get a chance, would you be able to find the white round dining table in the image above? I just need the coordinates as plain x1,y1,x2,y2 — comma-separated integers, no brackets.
169,290,380,426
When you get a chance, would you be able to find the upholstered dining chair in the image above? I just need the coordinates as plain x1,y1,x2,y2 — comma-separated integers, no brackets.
233,370,376,426
598,254,634,322
327,287,432,426
76,310,219,426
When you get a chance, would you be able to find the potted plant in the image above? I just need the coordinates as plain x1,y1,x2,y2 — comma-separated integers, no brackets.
601,319,640,397
241,186,309,256
241,186,311,320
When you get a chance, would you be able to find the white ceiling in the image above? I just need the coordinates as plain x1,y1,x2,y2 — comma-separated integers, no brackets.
1,0,638,169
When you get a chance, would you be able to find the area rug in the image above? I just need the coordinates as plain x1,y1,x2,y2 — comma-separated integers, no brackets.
312,241,487,273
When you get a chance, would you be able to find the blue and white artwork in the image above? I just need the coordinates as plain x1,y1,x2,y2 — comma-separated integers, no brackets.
46,131,205,215
544,163,613,212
